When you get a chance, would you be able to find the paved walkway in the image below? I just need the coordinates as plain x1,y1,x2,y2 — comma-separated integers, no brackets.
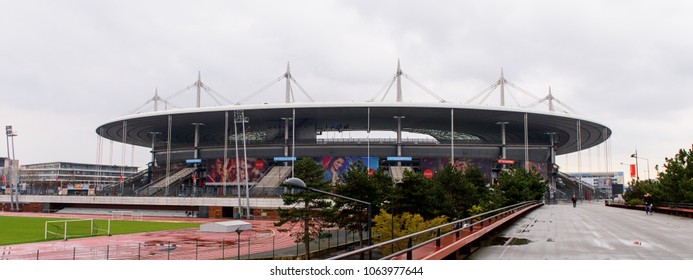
468,200,693,260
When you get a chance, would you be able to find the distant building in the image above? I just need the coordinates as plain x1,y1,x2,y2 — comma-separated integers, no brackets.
1,157,20,192
566,171,625,197
19,162,139,195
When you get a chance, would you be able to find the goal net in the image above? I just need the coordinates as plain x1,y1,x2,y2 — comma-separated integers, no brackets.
110,210,142,221
44,219,110,240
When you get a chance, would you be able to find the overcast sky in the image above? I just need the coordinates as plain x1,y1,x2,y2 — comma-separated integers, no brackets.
1,0,691,182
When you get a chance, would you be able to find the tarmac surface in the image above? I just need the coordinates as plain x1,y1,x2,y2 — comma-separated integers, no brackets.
467,200,693,260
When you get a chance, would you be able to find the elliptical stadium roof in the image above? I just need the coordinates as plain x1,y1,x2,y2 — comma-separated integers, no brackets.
96,101,610,157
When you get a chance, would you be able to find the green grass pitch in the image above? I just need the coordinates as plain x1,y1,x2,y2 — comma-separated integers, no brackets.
0,216,200,246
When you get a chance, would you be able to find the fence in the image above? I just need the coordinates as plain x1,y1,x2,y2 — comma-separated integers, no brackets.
1,229,365,260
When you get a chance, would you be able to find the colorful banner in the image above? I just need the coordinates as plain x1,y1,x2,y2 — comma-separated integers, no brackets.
320,156,378,185
206,158,266,183
421,157,496,180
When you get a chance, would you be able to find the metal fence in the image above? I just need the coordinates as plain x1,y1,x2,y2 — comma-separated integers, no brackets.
1,229,365,260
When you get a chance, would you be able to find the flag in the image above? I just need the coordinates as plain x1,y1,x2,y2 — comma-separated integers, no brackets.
630,164,636,177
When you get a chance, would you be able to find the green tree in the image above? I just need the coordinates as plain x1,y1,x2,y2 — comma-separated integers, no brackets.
433,164,489,219
372,210,449,256
623,179,660,205
333,161,393,249
391,169,453,220
275,157,336,260
657,148,693,203
495,166,546,205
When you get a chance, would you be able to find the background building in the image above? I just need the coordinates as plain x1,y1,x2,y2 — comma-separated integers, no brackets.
19,162,138,195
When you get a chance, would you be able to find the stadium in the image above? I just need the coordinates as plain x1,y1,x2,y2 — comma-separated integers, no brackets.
4,64,612,219
92,65,611,218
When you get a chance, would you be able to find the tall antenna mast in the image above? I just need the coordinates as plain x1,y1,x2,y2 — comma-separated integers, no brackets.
153,88,160,111
548,87,554,112
500,68,505,106
196,71,202,108
396,59,403,102
285,62,292,103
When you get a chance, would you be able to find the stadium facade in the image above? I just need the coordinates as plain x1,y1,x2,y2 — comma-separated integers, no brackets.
2,66,613,218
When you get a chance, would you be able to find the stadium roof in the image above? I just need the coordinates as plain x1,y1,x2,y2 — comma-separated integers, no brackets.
97,102,610,156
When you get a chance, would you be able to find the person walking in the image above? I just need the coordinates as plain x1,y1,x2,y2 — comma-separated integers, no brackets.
571,194,577,208
644,193,654,215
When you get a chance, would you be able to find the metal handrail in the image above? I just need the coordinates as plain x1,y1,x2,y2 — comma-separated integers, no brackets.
328,201,540,260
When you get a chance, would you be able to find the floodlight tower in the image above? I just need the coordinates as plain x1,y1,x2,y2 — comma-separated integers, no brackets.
5,125,18,211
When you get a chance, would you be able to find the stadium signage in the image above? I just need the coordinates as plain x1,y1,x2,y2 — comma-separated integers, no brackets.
387,156,413,161
497,159,515,164
185,159,202,164
273,157,296,161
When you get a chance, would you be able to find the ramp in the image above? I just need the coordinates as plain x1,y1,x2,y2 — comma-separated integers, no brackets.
200,220,252,233
389,166,413,183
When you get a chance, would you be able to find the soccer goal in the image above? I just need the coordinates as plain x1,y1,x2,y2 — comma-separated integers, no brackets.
110,210,142,221
44,219,111,240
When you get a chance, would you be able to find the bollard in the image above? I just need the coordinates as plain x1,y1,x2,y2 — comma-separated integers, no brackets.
222,239,225,259
195,240,198,260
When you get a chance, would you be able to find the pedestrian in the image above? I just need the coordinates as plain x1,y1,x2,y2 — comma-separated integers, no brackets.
571,194,577,208
644,193,654,215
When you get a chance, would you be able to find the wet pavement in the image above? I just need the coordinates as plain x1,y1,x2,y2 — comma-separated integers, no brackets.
467,200,693,260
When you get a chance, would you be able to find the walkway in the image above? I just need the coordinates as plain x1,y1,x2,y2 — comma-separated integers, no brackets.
467,200,693,260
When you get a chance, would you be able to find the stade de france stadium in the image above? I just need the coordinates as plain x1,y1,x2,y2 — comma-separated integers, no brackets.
4,67,613,218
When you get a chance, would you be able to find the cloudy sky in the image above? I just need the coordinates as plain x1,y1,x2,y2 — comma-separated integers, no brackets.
1,0,691,182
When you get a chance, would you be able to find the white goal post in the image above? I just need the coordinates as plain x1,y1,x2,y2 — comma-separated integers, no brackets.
44,219,111,240
110,210,143,221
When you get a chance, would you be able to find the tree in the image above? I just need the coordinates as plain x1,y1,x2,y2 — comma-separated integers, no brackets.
657,148,693,203
495,166,546,206
390,169,453,220
275,158,336,260
372,209,449,256
333,161,393,249
433,164,489,219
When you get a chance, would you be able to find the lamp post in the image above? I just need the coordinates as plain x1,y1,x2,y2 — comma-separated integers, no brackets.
638,156,651,181
235,227,243,260
283,177,372,259
630,151,640,181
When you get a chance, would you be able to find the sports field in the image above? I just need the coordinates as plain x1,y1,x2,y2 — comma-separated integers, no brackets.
0,216,200,246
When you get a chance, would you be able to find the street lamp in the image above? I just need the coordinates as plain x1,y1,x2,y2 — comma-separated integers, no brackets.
235,227,243,260
283,177,373,259
630,151,640,181
638,156,651,181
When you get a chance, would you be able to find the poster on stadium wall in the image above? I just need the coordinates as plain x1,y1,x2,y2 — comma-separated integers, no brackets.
206,158,266,183
319,156,378,185
519,161,549,181
420,157,495,180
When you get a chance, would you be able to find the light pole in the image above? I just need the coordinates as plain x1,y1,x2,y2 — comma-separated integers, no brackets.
235,227,243,260
5,125,18,211
630,151,640,181
638,156,651,181
283,177,372,259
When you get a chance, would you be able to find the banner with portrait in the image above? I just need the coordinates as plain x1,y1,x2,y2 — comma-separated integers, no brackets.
206,158,266,183
319,156,379,185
